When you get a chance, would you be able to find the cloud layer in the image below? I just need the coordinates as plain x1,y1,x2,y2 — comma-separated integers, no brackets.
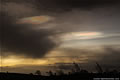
1,0,120,59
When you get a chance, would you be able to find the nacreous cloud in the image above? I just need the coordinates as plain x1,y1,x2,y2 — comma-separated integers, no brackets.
58,32,102,41
57,32,120,42
17,16,54,25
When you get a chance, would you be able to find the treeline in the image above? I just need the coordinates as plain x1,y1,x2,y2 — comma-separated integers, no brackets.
34,62,120,76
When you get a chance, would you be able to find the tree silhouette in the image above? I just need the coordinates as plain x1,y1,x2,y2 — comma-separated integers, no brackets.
46,70,54,76
35,70,41,75
73,62,81,72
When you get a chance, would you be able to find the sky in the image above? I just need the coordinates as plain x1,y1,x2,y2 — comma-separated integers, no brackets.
0,0,120,74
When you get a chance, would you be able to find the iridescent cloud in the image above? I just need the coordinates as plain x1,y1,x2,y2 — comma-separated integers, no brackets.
59,32,103,41
17,16,54,24
57,32,120,42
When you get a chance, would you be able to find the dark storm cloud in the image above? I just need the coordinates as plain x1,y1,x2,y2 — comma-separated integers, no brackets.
0,11,58,58
3,0,120,13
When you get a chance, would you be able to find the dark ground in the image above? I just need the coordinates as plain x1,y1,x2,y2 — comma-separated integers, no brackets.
0,72,120,80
